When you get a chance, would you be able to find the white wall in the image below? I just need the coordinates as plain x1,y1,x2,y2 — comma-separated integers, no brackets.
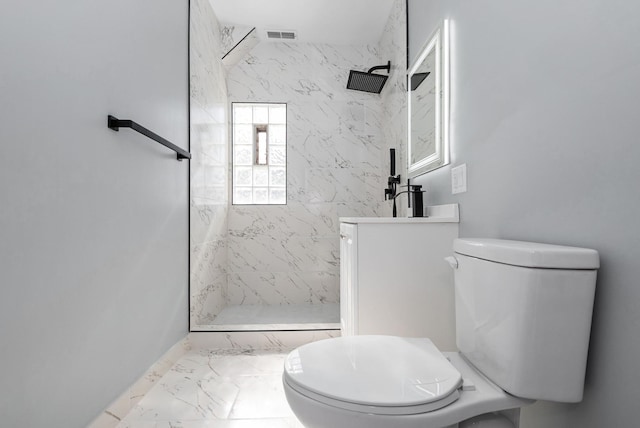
408,0,640,426
0,1,189,426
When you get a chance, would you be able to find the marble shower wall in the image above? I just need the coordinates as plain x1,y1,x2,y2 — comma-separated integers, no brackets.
379,0,408,217
220,25,253,55
188,0,407,323
190,0,229,326
226,41,387,307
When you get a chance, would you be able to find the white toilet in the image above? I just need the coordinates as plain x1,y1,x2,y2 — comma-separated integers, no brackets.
283,238,599,428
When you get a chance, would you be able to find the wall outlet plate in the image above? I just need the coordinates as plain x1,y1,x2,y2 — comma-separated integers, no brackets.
451,164,467,194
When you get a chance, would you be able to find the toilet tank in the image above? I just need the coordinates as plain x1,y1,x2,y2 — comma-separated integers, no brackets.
451,238,599,403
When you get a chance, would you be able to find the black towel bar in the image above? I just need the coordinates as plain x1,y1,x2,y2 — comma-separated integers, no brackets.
108,115,191,161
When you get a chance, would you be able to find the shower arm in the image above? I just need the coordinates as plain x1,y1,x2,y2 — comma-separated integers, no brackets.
367,61,391,74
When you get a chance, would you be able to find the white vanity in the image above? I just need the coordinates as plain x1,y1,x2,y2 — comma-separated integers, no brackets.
339,204,459,351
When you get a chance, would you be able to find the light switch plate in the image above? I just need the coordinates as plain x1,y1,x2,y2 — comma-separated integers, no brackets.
451,164,467,194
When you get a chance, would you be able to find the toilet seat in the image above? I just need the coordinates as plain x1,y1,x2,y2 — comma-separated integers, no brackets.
283,336,462,415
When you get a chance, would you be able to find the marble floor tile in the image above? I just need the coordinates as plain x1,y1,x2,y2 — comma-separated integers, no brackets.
228,375,295,419
117,349,304,428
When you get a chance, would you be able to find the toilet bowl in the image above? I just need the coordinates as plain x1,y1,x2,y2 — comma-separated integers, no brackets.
283,239,599,428
283,336,531,428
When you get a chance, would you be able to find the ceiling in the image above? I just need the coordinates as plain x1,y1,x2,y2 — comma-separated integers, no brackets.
208,0,396,45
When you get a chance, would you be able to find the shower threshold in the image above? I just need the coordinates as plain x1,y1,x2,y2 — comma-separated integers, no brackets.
193,303,341,331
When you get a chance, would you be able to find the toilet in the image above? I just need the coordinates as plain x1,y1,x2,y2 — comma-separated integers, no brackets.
283,238,599,428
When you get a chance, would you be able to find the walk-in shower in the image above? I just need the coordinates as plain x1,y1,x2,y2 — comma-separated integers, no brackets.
190,0,396,333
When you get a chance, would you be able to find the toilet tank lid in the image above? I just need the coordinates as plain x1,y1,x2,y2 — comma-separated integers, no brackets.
453,238,599,269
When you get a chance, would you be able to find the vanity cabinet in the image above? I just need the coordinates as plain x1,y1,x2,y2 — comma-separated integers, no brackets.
339,205,459,351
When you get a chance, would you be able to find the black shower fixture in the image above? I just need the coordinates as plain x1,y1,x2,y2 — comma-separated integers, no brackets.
346,61,391,94
410,72,430,91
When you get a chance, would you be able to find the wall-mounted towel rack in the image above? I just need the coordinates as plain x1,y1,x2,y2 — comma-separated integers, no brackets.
108,115,191,161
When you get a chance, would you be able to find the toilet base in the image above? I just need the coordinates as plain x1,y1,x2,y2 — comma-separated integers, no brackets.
283,351,531,428
284,378,522,428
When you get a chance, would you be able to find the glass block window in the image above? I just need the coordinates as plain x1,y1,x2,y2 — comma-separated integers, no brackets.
232,103,287,205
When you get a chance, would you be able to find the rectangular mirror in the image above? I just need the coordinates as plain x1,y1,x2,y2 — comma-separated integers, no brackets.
408,20,449,178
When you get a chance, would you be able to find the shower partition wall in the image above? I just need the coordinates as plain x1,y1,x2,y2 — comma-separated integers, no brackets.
189,0,230,330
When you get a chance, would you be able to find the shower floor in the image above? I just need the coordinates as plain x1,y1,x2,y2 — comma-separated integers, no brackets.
194,303,340,331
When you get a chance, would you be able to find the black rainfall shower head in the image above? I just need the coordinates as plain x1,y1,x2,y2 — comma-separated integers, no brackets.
346,61,391,94
410,72,431,91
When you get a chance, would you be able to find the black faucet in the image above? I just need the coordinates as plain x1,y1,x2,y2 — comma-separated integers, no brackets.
409,183,425,217
391,179,426,217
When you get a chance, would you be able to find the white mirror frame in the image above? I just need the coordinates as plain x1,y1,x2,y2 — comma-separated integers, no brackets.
407,19,450,178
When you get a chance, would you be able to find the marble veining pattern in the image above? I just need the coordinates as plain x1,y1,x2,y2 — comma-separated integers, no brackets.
225,271,340,307
225,40,386,311
410,50,437,163
90,332,341,426
220,24,255,56
190,0,230,327
190,0,407,328
221,25,260,70
379,0,408,217
88,338,192,428
116,349,304,428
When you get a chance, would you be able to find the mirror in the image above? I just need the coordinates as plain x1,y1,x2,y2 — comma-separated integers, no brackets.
408,20,449,178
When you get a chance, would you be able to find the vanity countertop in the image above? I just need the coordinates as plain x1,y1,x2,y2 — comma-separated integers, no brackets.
340,204,459,224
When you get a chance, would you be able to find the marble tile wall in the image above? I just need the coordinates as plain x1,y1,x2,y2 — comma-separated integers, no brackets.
410,51,437,163
220,24,260,69
220,24,255,57
189,0,407,325
190,0,229,326
226,41,387,307
379,0,409,217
